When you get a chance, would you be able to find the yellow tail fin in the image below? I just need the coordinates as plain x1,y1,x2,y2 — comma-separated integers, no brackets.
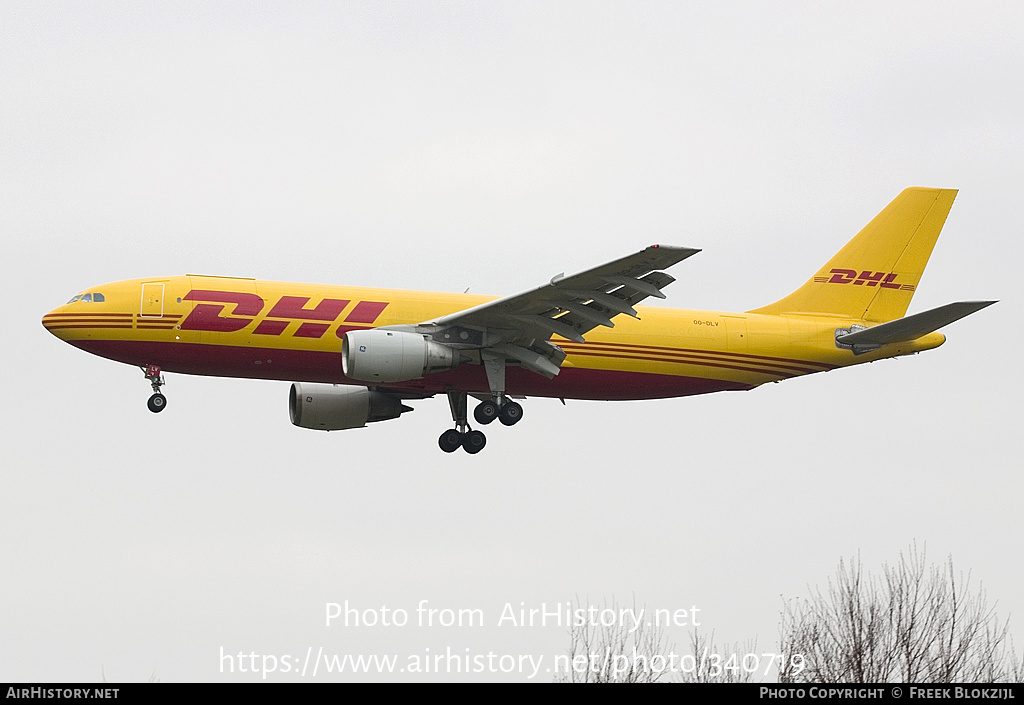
749,188,957,322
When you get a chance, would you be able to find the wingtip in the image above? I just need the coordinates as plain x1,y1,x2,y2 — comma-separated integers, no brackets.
647,244,702,255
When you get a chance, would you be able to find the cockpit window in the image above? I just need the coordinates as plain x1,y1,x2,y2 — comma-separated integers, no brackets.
66,293,105,303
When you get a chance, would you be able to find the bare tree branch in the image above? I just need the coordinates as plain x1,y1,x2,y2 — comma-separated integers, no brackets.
554,597,674,683
780,544,1021,683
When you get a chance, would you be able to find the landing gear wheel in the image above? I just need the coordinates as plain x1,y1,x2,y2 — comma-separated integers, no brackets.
499,400,523,426
438,429,463,453
474,400,499,425
147,393,167,413
462,430,486,454
441,389,488,454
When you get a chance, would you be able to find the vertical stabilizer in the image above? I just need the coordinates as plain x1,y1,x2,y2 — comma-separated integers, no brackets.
749,188,957,322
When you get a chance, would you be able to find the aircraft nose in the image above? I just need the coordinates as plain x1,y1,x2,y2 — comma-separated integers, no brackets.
42,304,71,340
43,285,135,345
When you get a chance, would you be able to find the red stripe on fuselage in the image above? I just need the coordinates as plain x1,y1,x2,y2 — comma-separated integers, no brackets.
563,349,803,378
43,313,134,318
560,341,836,370
69,339,754,400
44,324,134,330
559,344,828,377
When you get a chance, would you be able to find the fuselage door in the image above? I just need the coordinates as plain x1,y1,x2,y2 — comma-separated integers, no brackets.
723,314,748,350
141,282,165,318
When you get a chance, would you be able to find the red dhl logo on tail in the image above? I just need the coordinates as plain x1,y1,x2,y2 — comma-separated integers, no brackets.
179,290,388,338
812,270,916,291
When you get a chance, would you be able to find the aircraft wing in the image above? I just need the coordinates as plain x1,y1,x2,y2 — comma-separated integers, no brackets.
418,245,700,379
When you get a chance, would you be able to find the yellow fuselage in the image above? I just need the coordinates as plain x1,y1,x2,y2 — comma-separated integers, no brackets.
43,275,944,400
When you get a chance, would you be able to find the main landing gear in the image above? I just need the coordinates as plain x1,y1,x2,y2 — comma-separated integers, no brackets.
438,389,523,454
143,364,167,413
473,398,523,427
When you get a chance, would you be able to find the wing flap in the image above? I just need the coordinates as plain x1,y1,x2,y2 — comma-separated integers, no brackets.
431,245,697,332
423,244,699,382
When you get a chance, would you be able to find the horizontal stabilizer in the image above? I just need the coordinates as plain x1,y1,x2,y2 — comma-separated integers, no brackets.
836,301,996,347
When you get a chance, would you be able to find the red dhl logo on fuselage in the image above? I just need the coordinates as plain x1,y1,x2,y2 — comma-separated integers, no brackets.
180,290,388,338
812,269,916,290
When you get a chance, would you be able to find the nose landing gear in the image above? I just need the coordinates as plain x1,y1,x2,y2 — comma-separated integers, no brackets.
143,364,167,413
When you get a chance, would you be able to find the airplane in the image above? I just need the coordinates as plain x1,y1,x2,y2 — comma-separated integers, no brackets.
43,187,995,454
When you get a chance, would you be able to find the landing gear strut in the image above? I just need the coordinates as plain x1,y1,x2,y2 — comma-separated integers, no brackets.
438,389,486,454
481,354,523,427
439,391,526,454
437,353,530,453
143,364,167,413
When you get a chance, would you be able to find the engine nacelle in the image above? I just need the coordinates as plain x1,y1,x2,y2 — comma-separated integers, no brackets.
342,329,462,383
289,383,411,431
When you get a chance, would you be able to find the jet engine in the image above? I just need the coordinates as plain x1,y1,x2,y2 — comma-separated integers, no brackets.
289,383,412,431
342,329,462,383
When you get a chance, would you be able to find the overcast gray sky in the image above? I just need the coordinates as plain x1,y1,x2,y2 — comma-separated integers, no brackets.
2,1,1022,682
